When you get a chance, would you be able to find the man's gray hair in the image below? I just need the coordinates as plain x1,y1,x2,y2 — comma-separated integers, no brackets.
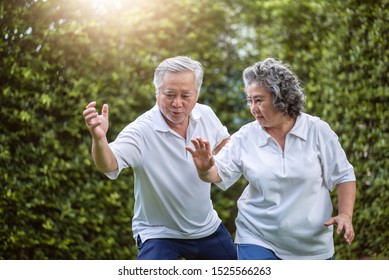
154,56,204,96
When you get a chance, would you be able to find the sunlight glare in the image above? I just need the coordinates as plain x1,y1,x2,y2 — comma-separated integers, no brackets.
83,0,123,15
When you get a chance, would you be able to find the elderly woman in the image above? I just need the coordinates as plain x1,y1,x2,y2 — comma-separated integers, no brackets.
186,58,356,260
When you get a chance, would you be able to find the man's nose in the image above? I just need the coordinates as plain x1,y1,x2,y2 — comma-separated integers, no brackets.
172,96,183,107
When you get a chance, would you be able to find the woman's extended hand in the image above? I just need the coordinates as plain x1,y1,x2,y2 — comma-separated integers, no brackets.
186,137,214,176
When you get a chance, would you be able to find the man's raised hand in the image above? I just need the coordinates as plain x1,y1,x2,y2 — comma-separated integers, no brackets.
83,101,109,140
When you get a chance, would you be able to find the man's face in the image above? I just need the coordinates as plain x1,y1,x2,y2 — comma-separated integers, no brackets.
156,71,198,127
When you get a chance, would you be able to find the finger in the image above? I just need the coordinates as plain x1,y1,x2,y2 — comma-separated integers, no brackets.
324,218,335,227
190,139,201,150
102,103,109,119
336,222,344,235
344,233,353,244
86,101,97,109
83,108,97,118
346,232,355,244
185,146,195,155
196,137,205,149
344,232,351,244
343,224,354,244
84,112,98,123
203,140,212,152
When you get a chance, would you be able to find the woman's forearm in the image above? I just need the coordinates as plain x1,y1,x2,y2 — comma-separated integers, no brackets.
337,181,356,218
199,165,222,183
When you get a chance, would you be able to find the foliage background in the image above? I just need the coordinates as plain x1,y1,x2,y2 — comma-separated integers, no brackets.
1,0,388,259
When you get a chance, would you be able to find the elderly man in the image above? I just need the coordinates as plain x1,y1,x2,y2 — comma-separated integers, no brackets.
83,56,236,260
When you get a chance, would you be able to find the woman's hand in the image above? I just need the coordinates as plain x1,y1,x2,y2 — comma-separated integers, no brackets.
186,137,221,183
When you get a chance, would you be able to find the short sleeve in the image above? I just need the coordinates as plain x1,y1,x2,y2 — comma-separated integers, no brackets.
214,135,243,190
203,105,230,148
316,122,356,191
105,124,143,179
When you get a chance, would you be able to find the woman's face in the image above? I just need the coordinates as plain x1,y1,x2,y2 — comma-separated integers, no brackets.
246,83,285,129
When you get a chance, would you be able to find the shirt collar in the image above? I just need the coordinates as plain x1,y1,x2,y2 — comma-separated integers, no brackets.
151,104,201,132
289,113,308,141
257,124,271,147
189,104,202,121
256,113,308,147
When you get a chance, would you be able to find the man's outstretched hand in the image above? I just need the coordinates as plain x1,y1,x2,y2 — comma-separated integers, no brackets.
83,101,109,141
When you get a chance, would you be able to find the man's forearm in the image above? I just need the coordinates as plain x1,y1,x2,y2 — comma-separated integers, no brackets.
91,138,118,173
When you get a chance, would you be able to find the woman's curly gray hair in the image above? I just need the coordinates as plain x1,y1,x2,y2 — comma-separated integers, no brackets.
243,58,305,118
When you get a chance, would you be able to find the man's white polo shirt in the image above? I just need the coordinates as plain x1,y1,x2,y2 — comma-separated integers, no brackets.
105,104,229,243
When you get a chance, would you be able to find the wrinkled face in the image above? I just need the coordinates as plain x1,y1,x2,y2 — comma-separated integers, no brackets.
246,83,284,128
156,71,198,127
